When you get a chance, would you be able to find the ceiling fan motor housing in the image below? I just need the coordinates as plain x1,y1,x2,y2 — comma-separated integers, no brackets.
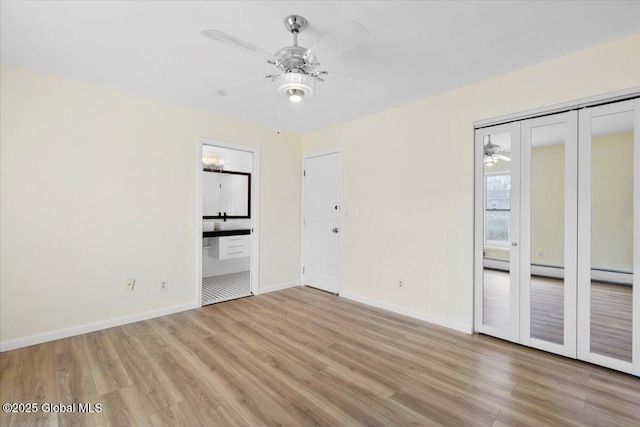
274,45,316,72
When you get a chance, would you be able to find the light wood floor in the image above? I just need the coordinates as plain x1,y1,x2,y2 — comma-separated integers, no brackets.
1,286,639,426
483,269,633,361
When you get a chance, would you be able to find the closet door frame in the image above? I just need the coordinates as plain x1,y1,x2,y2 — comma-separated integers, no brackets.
577,99,640,376
520,111,578,358
474,122,521,343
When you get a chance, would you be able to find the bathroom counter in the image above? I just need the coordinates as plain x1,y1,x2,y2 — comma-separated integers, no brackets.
203,229,251,238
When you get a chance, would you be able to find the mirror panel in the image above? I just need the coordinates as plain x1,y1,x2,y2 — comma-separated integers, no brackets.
483,132,512,330
529,122,565,345
589,111,634,362
203,171,250,217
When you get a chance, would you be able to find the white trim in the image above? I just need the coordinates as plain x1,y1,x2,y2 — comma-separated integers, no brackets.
340,292,472,335
474,87,640,129
0,302,199,352
301,149,343,295
634,98,640,377
197,141,203,305
255,281,301,295
576,104,590,366
197,137,261,306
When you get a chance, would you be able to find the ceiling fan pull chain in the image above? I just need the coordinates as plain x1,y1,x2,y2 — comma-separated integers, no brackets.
277,91,281,135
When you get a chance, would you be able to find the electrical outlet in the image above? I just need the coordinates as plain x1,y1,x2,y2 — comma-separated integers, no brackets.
160,280,168,291
398,280,404,288
126,279,135,291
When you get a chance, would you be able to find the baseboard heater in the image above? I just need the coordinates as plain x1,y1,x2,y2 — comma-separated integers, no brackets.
483,258,632,286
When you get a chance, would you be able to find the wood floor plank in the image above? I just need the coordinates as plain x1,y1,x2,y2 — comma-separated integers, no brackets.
1,286,638,426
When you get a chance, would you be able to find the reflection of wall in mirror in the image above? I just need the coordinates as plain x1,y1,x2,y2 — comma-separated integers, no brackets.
530,132,632,272
531,143,564,268
591,132,633,272
219,175,234,215
202,173,220,216
219,175,249,216
485,248,509,261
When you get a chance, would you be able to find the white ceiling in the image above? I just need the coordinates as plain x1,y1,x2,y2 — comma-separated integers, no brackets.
2,1,639,134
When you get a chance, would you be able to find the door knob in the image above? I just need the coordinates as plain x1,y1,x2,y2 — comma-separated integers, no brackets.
511,242,518,246
332,228,339,233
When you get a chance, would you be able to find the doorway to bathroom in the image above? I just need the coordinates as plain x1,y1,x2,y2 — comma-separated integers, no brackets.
198,138,260,306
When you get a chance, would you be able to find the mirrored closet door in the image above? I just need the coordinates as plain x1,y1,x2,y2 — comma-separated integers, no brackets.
520,111,577,358
577,99,639,374
475,97,639,376
474,122,521,343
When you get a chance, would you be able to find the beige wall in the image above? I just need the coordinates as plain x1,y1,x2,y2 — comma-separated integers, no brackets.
302,34,640,329
0,64,301,344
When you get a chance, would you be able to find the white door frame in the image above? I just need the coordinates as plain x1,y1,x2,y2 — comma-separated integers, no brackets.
197,137,260,306
301,149,343,295
577,99,640,376
474,122,521,343
520,111,578,358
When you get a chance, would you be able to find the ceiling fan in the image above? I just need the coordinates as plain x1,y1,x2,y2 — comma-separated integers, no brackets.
201,15,380,103
484,136,511,165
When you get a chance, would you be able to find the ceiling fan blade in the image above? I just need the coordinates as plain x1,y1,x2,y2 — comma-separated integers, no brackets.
497,155,511,161
213,74,278,97
305,21,369,63
201,29,276,63
314,70,385,87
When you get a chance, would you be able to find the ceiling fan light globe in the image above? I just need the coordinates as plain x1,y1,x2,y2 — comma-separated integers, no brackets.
286,88,305,102
276,72,314,102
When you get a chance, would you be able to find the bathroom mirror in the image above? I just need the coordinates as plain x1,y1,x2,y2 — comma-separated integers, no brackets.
202,170,251,218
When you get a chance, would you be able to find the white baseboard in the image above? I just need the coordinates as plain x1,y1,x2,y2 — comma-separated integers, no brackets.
255,280,300,295
340,292,473,334
0,301,199,352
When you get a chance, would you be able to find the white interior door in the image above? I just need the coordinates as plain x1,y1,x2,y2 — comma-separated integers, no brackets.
520,111,578,358
302,151,342,294
474,122,521,343
577,99,640,375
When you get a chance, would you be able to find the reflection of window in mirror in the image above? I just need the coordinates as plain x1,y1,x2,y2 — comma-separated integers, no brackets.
485,173,511,247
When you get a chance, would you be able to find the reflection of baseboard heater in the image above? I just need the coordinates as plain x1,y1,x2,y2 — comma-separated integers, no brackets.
483,258,632,286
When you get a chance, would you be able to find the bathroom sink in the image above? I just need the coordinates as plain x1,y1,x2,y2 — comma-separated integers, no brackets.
214,221,242,231
203,221,216,232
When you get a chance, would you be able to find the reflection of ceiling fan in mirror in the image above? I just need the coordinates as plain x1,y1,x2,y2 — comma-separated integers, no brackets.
483,136,511,165
201,15,382,103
